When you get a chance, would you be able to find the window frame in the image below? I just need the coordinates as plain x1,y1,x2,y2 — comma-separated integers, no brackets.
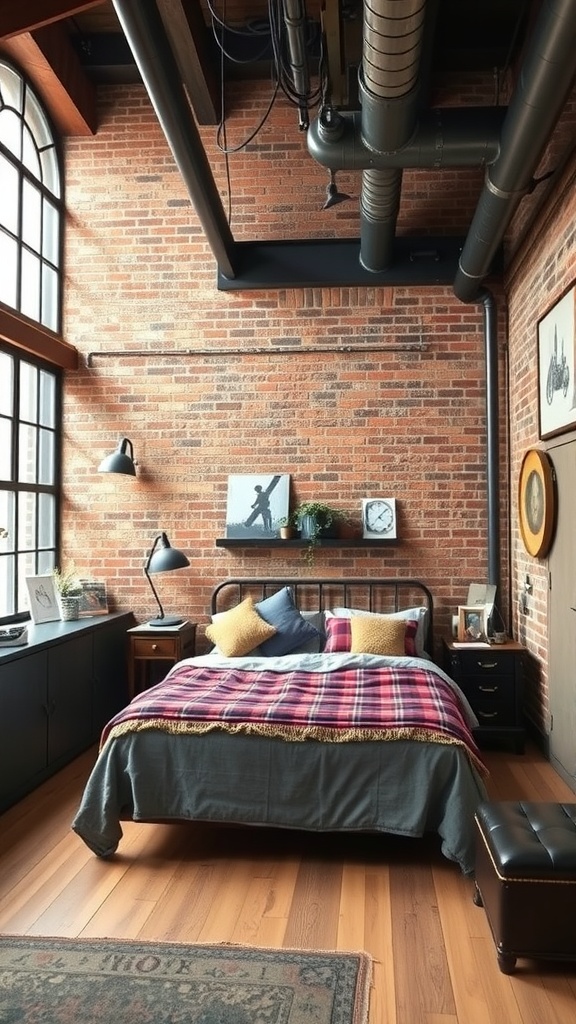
0,57,64,335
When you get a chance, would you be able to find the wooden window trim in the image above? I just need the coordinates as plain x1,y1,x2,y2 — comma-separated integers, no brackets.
0,303,77,370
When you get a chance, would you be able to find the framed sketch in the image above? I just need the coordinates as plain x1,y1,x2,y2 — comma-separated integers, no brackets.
25,575,60,624
225,474,290,539
538,283,576,439
457,605,487,643
362,498,397,539
78,580,109,616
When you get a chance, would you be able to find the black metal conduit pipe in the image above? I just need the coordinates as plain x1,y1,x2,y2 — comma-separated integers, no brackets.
111,0,237,280
308,107,505,171
481,289,500,591
453,0,576,302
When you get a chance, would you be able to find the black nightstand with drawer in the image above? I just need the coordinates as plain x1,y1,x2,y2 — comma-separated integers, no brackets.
442,639,526,753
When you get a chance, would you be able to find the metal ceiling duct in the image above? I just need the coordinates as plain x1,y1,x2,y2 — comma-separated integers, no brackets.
454,0,576,302
359,0,427,272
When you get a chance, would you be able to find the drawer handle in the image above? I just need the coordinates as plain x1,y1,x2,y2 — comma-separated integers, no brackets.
477,660,498,669
479,685,498,693
151,643,158,651
477,711,499,719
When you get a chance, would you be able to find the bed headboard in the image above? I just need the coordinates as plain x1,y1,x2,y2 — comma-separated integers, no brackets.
210,577,434,654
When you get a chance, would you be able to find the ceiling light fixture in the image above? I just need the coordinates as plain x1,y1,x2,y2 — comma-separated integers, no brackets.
323,169,351,210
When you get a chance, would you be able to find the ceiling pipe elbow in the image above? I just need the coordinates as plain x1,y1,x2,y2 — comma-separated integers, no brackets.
308,107,504,173
454,0,576,303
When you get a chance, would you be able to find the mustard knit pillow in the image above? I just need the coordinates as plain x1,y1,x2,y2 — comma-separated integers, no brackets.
205,596,277,657
349,614,407,656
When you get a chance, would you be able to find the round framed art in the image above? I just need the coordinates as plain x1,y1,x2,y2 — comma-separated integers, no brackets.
518,448,556,558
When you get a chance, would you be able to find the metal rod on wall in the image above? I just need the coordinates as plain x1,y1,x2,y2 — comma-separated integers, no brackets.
86,343,428,367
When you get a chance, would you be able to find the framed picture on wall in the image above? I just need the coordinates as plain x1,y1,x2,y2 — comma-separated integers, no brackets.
225,474,290,539
537,283,576,439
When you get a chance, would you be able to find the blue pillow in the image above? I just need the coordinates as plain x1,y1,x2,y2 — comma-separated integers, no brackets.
256,587,322,656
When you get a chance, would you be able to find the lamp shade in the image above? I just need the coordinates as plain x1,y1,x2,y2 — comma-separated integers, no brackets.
144,532,190,626
98,437,136,476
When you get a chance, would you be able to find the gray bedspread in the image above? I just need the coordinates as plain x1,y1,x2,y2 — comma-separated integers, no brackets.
72,652,488,875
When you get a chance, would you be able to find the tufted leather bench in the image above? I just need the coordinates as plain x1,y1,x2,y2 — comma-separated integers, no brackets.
473,801,576,973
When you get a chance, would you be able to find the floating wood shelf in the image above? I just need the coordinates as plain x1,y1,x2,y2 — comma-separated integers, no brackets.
215,538,398,548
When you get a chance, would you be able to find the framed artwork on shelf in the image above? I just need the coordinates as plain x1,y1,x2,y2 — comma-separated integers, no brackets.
225,474,290,539
25,575,60,624
537,283,576,439
78,580,109,616
361,498,397,539
457,605,488,643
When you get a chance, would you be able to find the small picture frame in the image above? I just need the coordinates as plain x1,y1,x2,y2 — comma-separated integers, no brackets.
25,575,60,624
457,605,487,642
78,580,109,616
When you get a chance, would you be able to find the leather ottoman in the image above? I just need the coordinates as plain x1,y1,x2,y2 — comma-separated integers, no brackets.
473,801,576,973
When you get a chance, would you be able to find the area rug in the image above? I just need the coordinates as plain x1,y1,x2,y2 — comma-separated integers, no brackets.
0,935,372,1023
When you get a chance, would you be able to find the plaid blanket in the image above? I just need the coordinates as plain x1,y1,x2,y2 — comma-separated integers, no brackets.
103,660,487,776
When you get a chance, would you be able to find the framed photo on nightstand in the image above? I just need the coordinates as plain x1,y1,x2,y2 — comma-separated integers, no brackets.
362,498,397,539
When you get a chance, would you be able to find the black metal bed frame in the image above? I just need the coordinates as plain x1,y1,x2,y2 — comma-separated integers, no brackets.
210,577,434,654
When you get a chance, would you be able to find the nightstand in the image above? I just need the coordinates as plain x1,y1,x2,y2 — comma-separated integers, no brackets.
127,621,197,699
442,639,526,753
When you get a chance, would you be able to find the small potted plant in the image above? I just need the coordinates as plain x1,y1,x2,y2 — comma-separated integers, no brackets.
278,517,296,540
53,564,82,621
290,501,351,565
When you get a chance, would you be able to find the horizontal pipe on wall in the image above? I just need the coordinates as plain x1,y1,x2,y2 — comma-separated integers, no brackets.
86,342,428,367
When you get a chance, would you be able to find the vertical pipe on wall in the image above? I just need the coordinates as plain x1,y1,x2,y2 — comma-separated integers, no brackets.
482,289,500,591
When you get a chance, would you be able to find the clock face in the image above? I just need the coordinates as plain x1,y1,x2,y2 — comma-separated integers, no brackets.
363,499,396,536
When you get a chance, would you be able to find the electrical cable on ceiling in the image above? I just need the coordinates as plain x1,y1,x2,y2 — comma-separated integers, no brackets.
206,0,327,226
207,0,326,155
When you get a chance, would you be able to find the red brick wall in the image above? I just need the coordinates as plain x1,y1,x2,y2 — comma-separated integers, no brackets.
62,81,513,653
506,146,576,737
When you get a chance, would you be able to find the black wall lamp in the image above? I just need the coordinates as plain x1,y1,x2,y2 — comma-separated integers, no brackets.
98,437,137,476
144,532,190,626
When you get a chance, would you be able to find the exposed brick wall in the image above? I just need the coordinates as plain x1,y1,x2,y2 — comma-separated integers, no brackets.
506,147,576,738
66,76,572,662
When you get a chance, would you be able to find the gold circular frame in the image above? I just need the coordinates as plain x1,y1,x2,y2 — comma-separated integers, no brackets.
518,448,556,558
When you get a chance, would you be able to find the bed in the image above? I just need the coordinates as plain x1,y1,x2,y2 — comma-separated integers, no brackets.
72,577,489,875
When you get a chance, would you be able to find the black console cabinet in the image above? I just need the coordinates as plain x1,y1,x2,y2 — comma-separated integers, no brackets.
0,612,134,813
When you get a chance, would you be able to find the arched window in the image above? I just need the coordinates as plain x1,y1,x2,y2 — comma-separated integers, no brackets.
0,61,62,622
0,59,63,333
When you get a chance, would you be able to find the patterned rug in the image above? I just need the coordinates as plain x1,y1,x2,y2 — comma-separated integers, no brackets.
0,935,372,1023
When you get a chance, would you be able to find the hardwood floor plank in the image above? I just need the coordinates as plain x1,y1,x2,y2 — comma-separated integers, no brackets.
283,856,342,950
364,867,396,1024
391,854,456,1024
337,861,366,953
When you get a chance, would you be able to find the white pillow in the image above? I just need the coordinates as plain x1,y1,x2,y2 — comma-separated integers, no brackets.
328,606,429,657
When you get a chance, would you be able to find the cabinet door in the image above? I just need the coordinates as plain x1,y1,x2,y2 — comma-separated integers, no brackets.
47,635,93,766
93,620,130,733
0,652,47,810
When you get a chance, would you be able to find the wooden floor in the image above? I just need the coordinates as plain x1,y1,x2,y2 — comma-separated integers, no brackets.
1,743,575,1023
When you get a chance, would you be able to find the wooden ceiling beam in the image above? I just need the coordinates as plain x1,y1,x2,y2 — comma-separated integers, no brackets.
0,20,97,136
0,1,103,41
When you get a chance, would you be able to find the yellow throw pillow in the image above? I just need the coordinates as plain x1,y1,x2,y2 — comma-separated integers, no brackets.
349,615,407,656
205,596,277,657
